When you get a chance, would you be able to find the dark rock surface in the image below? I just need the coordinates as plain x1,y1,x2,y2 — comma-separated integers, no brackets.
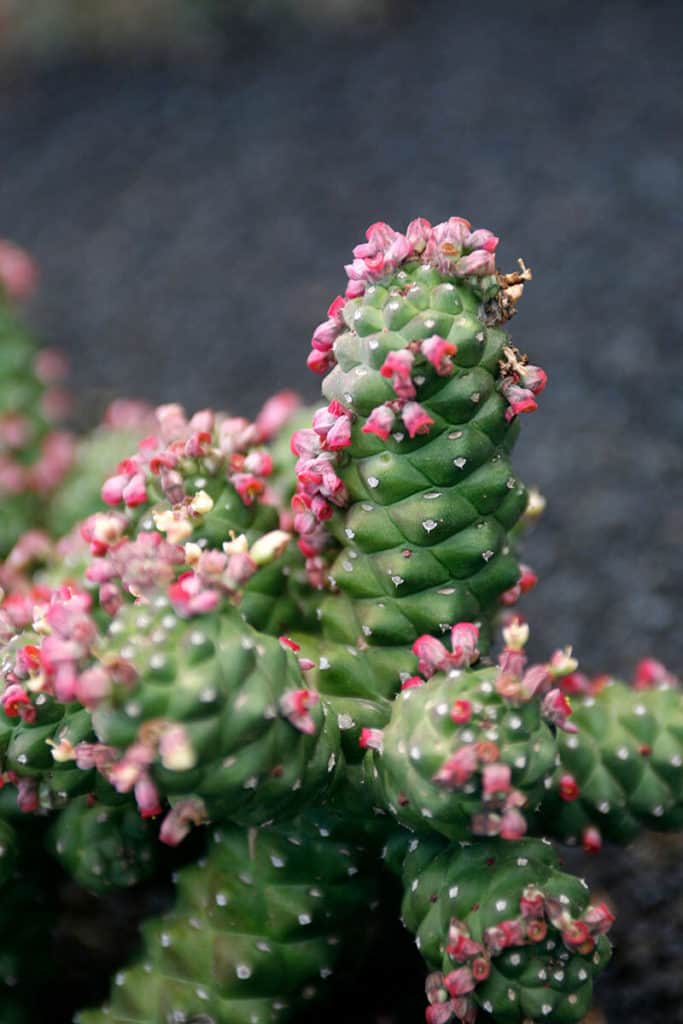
0,0,681,1020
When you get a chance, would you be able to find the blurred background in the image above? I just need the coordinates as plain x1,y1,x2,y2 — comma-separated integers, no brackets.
0,1,681,1020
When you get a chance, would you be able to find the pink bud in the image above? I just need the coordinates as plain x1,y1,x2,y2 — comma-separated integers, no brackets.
449,622,479,666
254,391,300,441
307,348,335,374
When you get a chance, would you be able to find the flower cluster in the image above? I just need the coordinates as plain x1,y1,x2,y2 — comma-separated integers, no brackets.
425,892,614,1024
291,400,353,587
100,404,277,513
498,345,547,422
307,217,500,376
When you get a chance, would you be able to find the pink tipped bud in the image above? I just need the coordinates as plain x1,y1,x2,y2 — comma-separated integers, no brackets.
122,472,148,508
359,727,384,753
362,403,395,441
17,777,39,813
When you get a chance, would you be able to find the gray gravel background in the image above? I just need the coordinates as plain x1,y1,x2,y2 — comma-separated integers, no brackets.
0,0,681,1019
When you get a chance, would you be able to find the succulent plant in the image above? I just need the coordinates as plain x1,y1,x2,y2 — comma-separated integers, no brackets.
0,220,679,1024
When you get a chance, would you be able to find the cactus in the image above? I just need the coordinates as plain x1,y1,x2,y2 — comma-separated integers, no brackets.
0,220,679,1024
0,242,74,556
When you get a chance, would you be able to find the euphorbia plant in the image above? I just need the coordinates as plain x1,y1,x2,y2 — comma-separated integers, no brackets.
0,221,678,1024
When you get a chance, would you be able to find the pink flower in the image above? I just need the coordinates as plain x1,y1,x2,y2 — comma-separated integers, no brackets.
280,688,319,735
1,684,35,723
421,335,457,376
500,807,527,839
359,727,384,752
254,390,300,442
455,250,496,276
134,773,162,818
502,382,538,421
402,401,434,438
362,404,395,441
465,229,499,253
519,363,547,395
433,744,478,788
584,902,615,936
443,968,475,998
325,415,352,451
232,473,265,506
169,571,220,618
413,634,449,678
482,762,511,799
406,217,432,253
121,472,148,508
634,657,677,689
450,699,471,724
159,797,207,846
380,349,415,382
0,240,38,300
445,920,483,962
541,688,577,732
519,885,545,919
307,348,335,374
582,825,602,853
